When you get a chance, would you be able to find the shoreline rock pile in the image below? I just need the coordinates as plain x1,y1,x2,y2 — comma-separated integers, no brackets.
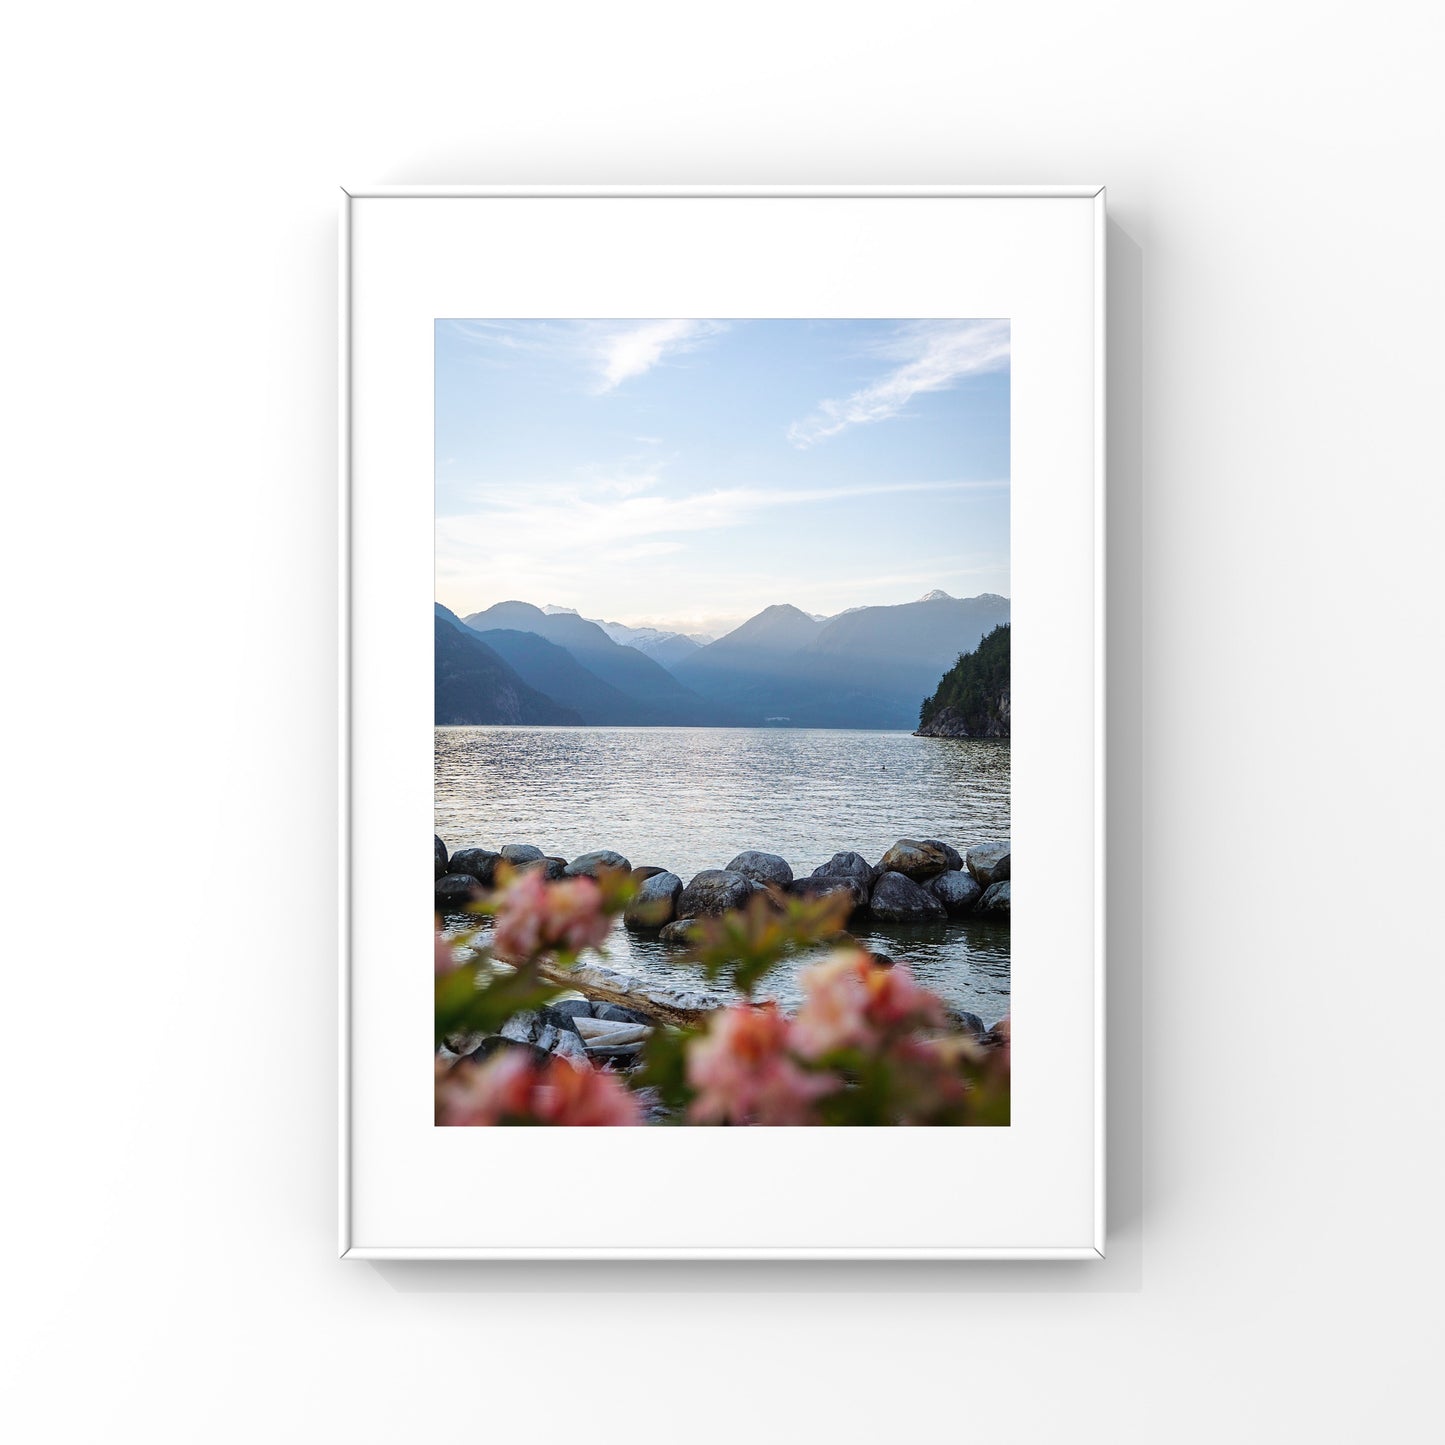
435,835,1010,930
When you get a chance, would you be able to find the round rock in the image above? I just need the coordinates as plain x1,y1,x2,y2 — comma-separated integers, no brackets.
966,841,1011,888
499,843,544,866
564,849,632,878
978,879,1011,917
725,850,794,888
919,838,964,872
434,873,481,910
630,865,670,882
810,851,875,886
928,869,984,916
877,839,954,882
868,870,948,922
434,836,449,879
448,847,501,886
946,1009,987,1037
659,917,705,947
791,874,868,916
624,870,682,929
518,855,568,880
676,868,757,918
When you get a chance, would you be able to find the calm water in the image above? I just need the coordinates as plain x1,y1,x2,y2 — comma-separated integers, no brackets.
436,726,1011,1025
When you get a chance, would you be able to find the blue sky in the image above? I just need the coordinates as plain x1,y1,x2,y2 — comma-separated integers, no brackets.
435,319,1009,637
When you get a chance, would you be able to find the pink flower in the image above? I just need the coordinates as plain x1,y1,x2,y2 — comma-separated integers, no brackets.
792,949,945,1059
490,870,611,964
436,1051,643,1126
686,1003,834,1126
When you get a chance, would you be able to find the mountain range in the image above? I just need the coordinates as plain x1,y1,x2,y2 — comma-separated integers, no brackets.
436,590,1011,730
434,606,581,725
541,605,712,669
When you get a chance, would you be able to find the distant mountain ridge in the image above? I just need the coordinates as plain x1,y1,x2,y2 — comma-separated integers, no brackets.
461,601,723,725
466,627,652,725
539,604,712,670
436,590,1011,730
669,604,824,703
434,605,581,726
672,592,1012,729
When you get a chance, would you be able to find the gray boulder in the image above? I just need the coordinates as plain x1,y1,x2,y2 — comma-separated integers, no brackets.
920,838,965,872
448,847,501,886
811,851,875,886
966,841,1011,888
630,865,670,882
540,999,592,1035
499,843,545,866
869,870,948,923
434,873,481,909
978,879,1011,917
725,850,794,888
624,870,682,929
659,918,705,947
518,855,568,880
435,836,449,879
565,849,632,878
676,869,757,918
877,839,954,881
928,869,984,916
790,874,868,917
946,1009,987,1037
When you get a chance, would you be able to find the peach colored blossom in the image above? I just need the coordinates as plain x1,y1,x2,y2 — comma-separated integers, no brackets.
436,1051,643,1127
490,870,610,964
792,949,945,1059
686,1003,834,1126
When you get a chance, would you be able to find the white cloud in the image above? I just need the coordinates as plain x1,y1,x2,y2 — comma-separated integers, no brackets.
787,320,1010,448
444,318,726,393
436,474,1006,616
594,320,723,391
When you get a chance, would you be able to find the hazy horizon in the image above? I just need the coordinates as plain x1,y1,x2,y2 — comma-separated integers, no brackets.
436,318,1010,636
447,586,1012,645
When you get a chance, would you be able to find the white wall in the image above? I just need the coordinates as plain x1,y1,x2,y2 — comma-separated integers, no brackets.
4,3,1441,1440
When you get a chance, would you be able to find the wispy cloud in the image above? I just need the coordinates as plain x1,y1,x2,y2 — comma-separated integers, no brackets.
445,318,726,393
787,320,1010,448
437,473,1005,611
595,320,724,391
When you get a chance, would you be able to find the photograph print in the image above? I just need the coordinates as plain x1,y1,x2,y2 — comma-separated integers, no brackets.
433,318,1012,1126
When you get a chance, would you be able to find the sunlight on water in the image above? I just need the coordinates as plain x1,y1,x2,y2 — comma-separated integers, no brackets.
436,726,1010,1024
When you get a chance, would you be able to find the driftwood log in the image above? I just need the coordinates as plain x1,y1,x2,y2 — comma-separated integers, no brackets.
536,963,716,1029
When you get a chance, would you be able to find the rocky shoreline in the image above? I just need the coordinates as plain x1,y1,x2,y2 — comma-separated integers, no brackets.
436,834,1010,1076
436,835,1011,932
913,703,1010,739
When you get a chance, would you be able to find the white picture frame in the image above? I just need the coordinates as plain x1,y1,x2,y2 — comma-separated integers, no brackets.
340,185,1106,1259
